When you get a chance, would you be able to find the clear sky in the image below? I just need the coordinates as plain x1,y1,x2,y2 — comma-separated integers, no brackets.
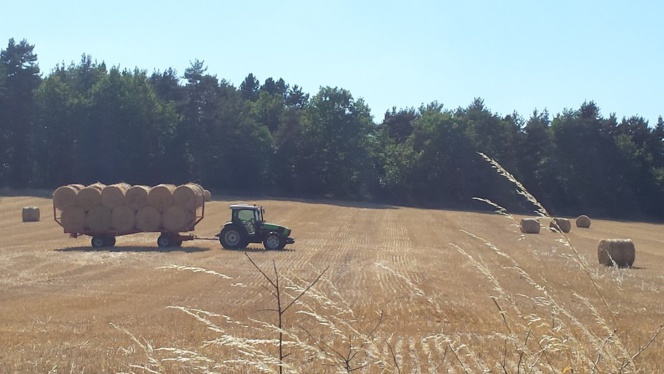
4,0,663,124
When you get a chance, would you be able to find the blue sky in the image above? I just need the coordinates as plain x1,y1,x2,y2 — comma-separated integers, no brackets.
4,1,663,124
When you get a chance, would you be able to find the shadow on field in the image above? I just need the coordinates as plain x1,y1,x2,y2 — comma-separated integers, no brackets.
55,246,210,253
219,246,296,253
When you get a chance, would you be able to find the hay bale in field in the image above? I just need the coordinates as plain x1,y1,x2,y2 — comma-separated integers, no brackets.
173,183,205,210
549,218,571,233
162,205,195,232
598,239,635,267
576,215,591,228
61,206,87,232
126,185,150,211
101,183,130,209
520,218,540,234
53,184,84,210
77,183,106,211
136,206,162,232
148,184,176,212
87,206,112,232
22,206,40,222
112,205,136,233
203,189,211,202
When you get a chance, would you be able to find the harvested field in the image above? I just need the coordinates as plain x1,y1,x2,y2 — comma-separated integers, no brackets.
1,192,664,372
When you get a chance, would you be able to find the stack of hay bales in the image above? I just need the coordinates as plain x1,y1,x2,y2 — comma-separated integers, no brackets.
598,239,635,267
520,218,540,234
53,182,205,234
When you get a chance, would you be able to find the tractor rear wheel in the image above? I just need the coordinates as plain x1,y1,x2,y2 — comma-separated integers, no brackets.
220,226,245,249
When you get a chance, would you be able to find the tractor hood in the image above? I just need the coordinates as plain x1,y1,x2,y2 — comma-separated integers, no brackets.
262,222,292,237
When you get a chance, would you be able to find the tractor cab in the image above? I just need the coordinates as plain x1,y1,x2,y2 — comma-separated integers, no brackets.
218,204,294,250
231,204,263,235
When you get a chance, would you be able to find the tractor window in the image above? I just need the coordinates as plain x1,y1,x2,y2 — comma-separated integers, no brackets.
237,209,256,235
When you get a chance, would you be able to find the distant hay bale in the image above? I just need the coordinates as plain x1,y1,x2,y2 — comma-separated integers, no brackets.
162,205,196,232
173,183,205,210
598,239,635,267
148,184,176,212
112,205,136,233
61,206,87,233
550,218,571,233
576,215,591,228
520,218,540,234
22,206,40,222
53,184,84,210
87,206,112,232
101,183,130,209
136,206,162,232
77,183,106,211
126,185,150,211
203,189,211,202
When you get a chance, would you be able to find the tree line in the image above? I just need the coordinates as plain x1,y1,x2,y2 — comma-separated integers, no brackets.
1,38,663,219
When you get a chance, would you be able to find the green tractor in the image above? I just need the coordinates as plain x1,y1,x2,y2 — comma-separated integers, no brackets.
217,204,295,250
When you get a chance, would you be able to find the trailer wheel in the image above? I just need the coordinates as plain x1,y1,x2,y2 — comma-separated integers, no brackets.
157,234,173,248
91,236,106,248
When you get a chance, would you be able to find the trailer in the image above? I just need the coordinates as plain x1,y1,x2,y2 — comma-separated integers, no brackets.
53,203,207,248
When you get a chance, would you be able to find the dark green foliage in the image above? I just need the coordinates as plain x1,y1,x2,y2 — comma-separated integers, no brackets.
3,37,664,219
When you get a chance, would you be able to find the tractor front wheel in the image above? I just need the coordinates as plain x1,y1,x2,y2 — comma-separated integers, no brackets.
263,233,285,251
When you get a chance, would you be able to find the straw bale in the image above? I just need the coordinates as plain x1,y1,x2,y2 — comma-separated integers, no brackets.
112,205,136,233
148,184,176,212
87,206,112,232
162,205,196,232
61,206,87,233
77,183,105,211
53,184,84,210
101,183,131,209
173,183,205,210
22,206,40,222
520,218,540,234
136,206,162,232
598,239,635,267
203,189,212,202
126,185,151,211
576,215,591,228
550,218,571,233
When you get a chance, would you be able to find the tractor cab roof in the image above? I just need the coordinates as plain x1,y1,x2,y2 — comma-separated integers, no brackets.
229,204,261,210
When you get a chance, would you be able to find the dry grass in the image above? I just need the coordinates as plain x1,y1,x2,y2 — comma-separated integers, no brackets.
1,176,664,372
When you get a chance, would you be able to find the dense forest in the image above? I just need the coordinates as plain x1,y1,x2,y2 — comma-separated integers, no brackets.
1,38,663,219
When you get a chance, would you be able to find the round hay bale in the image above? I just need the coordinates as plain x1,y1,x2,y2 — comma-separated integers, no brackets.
87,206,112,232
576,215,591,228
520,218,540,234
126,185,151,211
53,184,84,210
550,218,571,233
112,205,136,233
77,183,105,211
203,189,212,202
136,206,162,232
173,183,205,210
22,206,40,222
148,184,176,212
61,206,87,233
101,183,131,209
598,239,635,267
162,205,196,232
